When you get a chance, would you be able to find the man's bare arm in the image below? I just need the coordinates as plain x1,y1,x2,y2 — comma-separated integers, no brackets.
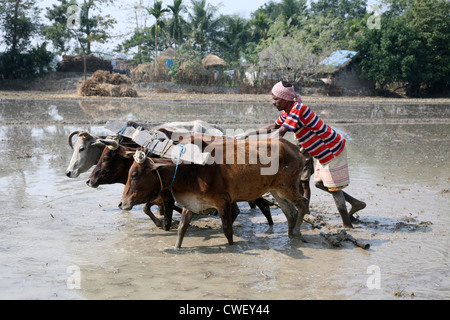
235,123,281,139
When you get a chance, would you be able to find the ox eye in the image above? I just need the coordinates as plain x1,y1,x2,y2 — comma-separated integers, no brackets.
79,146,85,152
131,173,138,180
103,157,110,162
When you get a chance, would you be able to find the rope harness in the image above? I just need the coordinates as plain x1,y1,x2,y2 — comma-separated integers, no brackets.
115,124,187,190
131,132,186,191
169,144,186,189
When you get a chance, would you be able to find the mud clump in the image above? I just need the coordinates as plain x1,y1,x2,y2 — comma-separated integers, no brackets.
320,229,348,247
79,70,137,98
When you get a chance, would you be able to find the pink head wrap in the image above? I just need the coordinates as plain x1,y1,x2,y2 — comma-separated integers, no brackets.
272,81,302,103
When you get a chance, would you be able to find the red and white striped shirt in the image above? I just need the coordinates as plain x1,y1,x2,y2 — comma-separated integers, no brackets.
276,102,346,164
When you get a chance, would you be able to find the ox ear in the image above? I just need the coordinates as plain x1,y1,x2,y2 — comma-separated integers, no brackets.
150,163,170,171
124,151,136,158
91,140,106,147
99,139,119,150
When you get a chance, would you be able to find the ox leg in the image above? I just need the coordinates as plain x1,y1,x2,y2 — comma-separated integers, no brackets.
175,209,193,249
253,198,273,225
231,202,240,223
270,192,299,236
173,204,183,213
292,197,310,236
219,202,234,245
143,202,163,228
162,191,175,231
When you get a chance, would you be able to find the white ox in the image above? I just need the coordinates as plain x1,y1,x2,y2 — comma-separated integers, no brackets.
66,131,106,178
65,120,224,178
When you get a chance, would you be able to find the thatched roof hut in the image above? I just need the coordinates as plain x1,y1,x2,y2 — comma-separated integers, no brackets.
202,53,226,69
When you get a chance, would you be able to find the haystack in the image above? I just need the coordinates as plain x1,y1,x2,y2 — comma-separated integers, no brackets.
79,70,137,97
130,61,172,82
57,54,112,73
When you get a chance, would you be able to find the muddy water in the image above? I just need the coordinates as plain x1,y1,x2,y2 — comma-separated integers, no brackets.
0,98,449,300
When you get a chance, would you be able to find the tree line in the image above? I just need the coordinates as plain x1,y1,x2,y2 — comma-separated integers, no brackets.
0,0,448,96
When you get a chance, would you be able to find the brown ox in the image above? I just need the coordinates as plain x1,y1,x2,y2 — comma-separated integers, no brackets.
120,137,309,248
88,134,273,231
87,140,180,230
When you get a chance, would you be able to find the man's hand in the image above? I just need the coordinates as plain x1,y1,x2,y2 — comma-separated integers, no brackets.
234,132,248,140
270,126,288,138
234,129,256,140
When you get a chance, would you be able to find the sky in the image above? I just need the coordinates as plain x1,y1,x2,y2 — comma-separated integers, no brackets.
36,0,381,56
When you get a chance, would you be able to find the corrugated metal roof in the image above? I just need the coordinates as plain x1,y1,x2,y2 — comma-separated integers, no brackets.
319,50,358,67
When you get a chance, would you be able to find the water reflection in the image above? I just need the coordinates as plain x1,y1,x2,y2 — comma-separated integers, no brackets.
2,98,449,126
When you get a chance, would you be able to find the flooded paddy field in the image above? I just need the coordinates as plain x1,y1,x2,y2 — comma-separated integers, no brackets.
0,97,449,300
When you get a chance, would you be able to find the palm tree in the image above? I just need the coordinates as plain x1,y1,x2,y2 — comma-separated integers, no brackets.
217,15,250,64
251,12,270,42
188,0,223,54
147,0,169,76
167,0,187,58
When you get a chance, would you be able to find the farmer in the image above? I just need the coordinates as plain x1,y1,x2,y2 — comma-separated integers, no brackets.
236,80,366,228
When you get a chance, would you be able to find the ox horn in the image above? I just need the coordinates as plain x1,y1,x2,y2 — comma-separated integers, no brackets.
99,139,119,151
68,131,81,149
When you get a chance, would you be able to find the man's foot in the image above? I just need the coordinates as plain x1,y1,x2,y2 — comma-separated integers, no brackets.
349,200,366,218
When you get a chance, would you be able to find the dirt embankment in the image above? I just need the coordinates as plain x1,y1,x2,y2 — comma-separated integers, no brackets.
1,89,449,105
1,72,449,103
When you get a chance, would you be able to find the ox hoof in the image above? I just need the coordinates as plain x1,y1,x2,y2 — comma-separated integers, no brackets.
289,229,302,238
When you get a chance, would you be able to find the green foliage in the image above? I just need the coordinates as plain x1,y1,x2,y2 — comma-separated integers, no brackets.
216,15,251,65
167,0,188,48
310,0,367,19
353,0,449,95
0,0,54,79
1,0,41,53
43,0,117,55
2,0,447,94
43,0,77,54
187,0,224,54
0,43,55,79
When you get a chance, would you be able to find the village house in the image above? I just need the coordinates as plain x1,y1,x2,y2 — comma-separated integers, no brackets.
319,50,376,96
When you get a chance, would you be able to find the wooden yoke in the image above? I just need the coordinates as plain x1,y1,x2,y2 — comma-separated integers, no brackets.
105,121,211,165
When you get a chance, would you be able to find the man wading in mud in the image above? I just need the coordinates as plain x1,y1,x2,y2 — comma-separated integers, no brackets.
236,81,366,228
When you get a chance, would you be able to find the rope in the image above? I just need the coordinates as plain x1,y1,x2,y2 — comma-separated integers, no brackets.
148,157,164,191
116,125,129,136
169,144,186,189
159,140,172,159
148,139,159,155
